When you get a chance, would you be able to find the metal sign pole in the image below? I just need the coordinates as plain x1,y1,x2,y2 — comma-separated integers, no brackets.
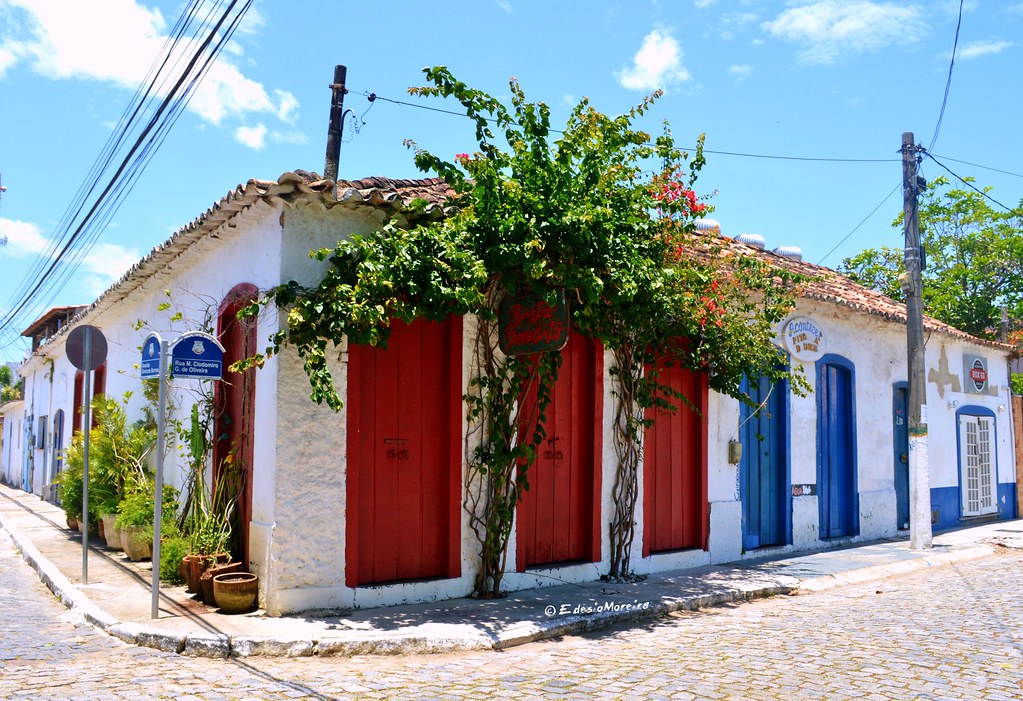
151,340,169,619
81,329,92,583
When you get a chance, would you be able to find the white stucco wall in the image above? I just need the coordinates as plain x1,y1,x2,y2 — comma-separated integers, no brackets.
1,399,25,487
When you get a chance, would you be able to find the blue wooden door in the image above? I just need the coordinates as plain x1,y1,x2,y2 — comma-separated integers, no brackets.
740,374,789,550
818,360,857,539
893,383,910,530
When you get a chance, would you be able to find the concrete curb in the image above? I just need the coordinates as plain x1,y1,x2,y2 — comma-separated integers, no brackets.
0,509,1006,658
795,544,996,593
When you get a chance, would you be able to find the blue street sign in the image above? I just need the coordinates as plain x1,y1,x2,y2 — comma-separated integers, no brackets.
140,333,162,379
170,331,224,380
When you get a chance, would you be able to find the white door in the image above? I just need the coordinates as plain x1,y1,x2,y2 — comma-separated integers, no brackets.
959,414,997,517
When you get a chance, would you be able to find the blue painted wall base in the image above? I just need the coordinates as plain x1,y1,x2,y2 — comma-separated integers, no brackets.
929,483,1017,531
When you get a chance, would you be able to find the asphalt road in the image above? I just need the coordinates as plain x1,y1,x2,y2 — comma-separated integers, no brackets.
2,528,1022,700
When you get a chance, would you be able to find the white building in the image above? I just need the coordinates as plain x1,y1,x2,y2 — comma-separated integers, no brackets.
10,171,1016,615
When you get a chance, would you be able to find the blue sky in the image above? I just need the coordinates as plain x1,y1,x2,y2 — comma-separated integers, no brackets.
1,0,1021,364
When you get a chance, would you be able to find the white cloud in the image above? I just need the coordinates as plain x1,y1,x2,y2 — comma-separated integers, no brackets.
0,45,16,76
761,1,929,65
616,29,692,91
275,89,300,124
0,218,139,297
728,64,753,81
270,130,308,146
0,218,48,257
79,242,141,294
235,124,268,150
956,40,1012,60
0,1,297,133
236,6,266,36
695,0,716,8
496,0,512,13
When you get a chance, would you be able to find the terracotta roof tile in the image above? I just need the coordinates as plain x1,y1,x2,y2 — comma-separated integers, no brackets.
35,172,1008,356
718,234,1011,352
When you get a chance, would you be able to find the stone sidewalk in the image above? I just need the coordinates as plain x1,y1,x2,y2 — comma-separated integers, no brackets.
2,482,1021,659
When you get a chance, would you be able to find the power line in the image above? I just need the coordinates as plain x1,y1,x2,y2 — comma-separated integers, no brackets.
927,154,1023,180
928,0,965,152
816,181,902,266
353,90,897,165
921,149,1021,215
0,0,253,349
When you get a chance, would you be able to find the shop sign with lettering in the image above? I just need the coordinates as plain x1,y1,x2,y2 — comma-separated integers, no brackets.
498,290,569,355
781,316,826,362
963,353,990,394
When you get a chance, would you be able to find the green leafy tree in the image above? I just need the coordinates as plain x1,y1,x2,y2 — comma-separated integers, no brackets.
242,68,806,594
841,176,1023,338
0,364,22,403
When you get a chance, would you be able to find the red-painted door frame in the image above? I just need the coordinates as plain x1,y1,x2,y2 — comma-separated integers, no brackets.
516,330,603,570
214,283,258,567
345,316,462,587
642,358,708,556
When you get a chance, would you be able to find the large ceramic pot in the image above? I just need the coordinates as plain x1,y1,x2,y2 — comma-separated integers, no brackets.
121,525,153,561
213,572,257,614
100,514,122,550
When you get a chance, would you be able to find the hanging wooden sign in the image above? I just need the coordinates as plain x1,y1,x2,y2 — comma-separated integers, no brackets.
498,290,569,355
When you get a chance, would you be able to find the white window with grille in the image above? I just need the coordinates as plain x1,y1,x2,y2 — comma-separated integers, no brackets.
958,414,997,517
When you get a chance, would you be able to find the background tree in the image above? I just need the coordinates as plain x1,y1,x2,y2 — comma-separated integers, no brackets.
0,363,22,403
840,176,1023,338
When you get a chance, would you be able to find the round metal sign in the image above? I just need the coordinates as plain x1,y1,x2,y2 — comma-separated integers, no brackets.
66,325,108,371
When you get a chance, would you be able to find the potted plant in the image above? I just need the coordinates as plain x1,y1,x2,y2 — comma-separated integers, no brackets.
178,403,238,599
52,450,84,531
115,481,179,561
184,474,236,599
89,394,155,550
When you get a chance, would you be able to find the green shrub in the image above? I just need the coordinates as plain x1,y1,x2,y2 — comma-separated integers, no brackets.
159,535,189,585
115,481,179,529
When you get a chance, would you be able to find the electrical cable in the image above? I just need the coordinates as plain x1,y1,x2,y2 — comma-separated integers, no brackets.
816,181,902,266
0,1,209,316
927,154,1023,180
927,0,964,152
921,149,1021,215
0,0,253,347
352,90,897,164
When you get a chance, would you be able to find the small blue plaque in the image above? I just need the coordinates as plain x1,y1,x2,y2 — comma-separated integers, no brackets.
140,333,162,379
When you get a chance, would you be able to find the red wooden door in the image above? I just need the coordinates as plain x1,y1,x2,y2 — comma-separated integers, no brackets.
214,284,257,567
346,316,462,587
643,358,708,555
517,331,602,570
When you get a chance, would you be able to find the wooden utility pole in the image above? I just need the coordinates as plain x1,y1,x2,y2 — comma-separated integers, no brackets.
324,65,348,182
901,131,932,549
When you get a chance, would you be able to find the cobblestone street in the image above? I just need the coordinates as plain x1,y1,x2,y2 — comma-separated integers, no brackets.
3,529,1022,700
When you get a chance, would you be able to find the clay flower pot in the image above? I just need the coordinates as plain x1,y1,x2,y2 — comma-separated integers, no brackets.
182,554,204,593
100,514,122,550
121,525,153,561
200,561,242,604
186,553,230,601
213,572,257,614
